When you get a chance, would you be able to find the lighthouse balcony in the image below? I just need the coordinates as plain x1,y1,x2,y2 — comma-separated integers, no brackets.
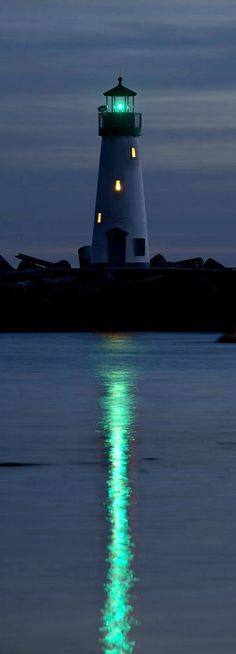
98,112,142,136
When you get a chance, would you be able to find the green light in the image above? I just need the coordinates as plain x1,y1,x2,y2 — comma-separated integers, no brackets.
100,369,136,653
114,101,125,113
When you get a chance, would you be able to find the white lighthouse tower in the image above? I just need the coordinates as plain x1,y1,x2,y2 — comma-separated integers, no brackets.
91,77,149,267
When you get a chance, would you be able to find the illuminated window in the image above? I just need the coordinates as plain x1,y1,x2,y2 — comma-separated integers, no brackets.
131,147,136,159
97,212,102,223
115,180,122,192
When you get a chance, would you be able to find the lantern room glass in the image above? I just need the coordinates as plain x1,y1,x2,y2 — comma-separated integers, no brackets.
106,96,135,113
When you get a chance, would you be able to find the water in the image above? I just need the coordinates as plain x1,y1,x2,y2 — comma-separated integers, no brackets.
0,332,236,653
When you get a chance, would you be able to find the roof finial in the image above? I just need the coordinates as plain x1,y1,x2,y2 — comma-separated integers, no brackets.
118,74,123,85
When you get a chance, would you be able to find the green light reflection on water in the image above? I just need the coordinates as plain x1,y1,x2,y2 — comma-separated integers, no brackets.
100,370,136,654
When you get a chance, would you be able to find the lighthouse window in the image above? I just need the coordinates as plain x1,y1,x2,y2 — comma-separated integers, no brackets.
115,179,122,192
131,147,137,159
97,212,102,223
134,238,145,256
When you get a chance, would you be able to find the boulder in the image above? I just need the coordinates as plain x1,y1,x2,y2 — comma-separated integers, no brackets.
168,257,204,269
217,332,236,343
150,253,167,267
53,260,71,269
203,258,226,269
0,256,14,271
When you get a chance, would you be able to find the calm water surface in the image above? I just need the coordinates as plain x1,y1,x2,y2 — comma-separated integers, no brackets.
0,332,236,653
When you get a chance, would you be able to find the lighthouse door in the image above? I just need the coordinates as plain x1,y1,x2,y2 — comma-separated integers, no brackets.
107,228,127,267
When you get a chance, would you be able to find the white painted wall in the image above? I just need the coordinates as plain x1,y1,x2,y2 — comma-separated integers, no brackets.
91,136,149,265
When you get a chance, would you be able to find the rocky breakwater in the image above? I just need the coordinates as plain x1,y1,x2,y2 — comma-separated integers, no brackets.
0,252,235,331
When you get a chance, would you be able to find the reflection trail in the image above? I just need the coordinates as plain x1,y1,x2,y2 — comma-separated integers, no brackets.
100,362,137,653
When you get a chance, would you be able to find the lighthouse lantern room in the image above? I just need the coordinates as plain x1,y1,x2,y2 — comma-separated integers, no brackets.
91,77,150,267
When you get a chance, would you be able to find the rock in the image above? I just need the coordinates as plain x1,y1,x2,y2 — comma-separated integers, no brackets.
97,272,116,289
168,257,204,269
17,260,37,271
217,332,236,343
150,255,204,269
203,258,226,269
150,253,167,267
16,253,55,268
0,256,14,271
53,260,71,269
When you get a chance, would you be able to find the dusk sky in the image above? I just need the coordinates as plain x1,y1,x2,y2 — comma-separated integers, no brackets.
1,0,236,266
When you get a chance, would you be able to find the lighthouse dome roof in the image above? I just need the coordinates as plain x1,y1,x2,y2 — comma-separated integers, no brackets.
104,76,137,97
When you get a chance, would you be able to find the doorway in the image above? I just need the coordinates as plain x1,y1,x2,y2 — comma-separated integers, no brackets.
107,228,127,267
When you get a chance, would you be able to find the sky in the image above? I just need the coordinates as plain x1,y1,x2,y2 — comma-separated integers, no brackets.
0,0,236,266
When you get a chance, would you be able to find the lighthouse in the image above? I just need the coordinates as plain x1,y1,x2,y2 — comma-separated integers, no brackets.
91,77,149,267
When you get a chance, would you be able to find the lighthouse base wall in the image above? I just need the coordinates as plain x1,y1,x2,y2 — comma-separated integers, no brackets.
91,136,149,267
90,262,149,268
